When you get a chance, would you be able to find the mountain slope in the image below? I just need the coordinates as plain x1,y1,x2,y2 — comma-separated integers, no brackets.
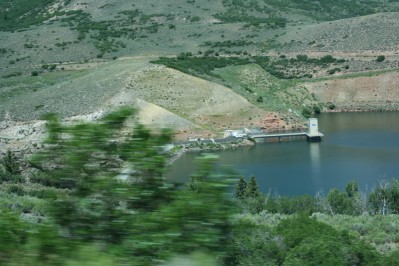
1,0,399,145
275,12,399,54
1,58,286,145
1,1,398,77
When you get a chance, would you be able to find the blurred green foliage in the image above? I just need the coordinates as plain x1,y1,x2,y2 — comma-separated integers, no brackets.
0,107,236,265
0,210,28,263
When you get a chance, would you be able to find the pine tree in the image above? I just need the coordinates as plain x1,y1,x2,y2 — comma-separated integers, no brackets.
245,176,261,198
346,181,359,197
1,150,20,175
236,176,247,199
0,150,22,182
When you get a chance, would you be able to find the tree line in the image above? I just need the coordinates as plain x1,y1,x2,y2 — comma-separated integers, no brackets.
235,175,399,216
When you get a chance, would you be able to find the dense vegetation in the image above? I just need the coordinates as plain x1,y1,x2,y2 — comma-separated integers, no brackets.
0,0,63,31
153,54,346,80
231,176,399,264
1,109,399,265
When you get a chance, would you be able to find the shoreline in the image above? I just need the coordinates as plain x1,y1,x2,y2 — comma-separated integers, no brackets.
323,107,399,113
166,139,255,165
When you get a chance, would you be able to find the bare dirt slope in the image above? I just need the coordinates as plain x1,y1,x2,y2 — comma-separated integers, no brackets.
305,71,399,111
125,64,276,137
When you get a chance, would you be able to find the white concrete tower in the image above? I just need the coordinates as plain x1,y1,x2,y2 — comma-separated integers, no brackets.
308,118,319,137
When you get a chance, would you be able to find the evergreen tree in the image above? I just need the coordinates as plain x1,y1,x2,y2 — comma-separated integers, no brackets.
236,176,247,199
327,188,352,214
0,150,22,182
1,150,20,175
346,181,359,197
245,176,261,198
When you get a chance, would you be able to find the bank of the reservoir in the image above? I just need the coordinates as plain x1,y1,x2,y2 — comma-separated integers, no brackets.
167,118,324,164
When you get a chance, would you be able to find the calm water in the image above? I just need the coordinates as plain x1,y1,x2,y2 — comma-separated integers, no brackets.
166,112,399,195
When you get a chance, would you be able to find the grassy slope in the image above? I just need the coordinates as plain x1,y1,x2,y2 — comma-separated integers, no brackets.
213,64,314,113
0,59,151,120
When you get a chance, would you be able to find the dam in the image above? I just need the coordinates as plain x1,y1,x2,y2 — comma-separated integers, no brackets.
249,118,324,142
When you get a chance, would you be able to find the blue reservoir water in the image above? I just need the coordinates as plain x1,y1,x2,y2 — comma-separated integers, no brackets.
166,112,399,195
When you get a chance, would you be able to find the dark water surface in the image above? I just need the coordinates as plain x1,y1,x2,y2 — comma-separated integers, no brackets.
166,112,399,195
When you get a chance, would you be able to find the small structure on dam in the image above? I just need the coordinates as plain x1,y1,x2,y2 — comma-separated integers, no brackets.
306,118,324,141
